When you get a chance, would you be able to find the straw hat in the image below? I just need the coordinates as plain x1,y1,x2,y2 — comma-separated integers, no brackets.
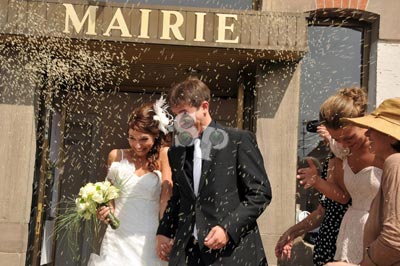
342,98,400,141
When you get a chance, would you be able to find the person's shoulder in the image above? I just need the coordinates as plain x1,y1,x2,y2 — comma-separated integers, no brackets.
159,146,169,160
108,149,119,160
220,126,258,146
166,144,185,161
108,149,123,164
384,153,400,168
382,153,400,188
160,146,169,153
217,124,253,137
168,143,183,152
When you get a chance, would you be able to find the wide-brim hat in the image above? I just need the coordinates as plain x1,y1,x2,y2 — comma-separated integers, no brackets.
342,97,400,141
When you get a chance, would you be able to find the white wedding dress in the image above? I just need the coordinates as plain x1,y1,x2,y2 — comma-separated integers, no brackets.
88,152,165,266
334,158,382,263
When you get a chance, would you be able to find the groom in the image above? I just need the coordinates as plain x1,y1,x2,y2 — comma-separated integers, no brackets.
156,78,272,265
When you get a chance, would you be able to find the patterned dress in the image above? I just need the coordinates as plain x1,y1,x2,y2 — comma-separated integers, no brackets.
313,154,349,266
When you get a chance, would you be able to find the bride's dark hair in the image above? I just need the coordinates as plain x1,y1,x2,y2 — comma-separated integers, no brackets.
128,102,163,172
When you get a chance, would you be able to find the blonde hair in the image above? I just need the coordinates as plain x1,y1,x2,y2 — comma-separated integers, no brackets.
319,87,367,129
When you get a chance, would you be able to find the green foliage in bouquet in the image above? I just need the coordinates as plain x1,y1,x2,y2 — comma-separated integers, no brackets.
75,181,120,228
54,181,120,258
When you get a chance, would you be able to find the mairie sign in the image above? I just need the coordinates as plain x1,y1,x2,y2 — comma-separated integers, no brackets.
63,3,240,44
1,1,307,53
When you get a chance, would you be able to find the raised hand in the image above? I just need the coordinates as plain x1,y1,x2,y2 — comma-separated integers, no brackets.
297,157,320,189
317,124,331,144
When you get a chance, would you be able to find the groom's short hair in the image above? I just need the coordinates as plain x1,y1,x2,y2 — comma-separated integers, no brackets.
168,77,211,108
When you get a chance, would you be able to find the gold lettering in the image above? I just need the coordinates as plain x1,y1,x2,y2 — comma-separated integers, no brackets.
216,14,239,43
160,10,184,40
104,8,132,37
63,4,98,35
62,4,245,46
139,9,151,39
194,12,206,42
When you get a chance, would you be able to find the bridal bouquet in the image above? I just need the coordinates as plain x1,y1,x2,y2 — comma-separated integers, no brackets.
75,181,120,229
54,181,120,255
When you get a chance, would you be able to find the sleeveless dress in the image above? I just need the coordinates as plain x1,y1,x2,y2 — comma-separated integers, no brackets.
333,158,382,263
88,151,165,266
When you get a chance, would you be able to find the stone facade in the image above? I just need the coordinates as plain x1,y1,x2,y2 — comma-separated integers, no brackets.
1,0,400,266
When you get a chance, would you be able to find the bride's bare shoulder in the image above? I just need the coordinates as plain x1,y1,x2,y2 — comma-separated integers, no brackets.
108,149,123,166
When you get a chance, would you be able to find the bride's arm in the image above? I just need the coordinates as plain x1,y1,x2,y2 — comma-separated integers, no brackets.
107,149,119,168
96,149,119,223
159,146,172,219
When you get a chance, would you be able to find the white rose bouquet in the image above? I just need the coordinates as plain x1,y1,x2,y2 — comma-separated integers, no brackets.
54,181,121,256
75,181,120,229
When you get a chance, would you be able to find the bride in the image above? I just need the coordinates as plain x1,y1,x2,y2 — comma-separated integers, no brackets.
88,98,172,266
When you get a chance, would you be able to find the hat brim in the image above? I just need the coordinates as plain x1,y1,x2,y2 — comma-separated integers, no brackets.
343,115,400,141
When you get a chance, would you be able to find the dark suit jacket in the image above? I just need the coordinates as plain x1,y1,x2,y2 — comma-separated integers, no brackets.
157,123,272,266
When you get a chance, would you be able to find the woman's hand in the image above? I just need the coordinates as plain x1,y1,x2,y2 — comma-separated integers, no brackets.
275,230,294,259
96,205,113,224
317,125,331,144
156,235,173,261
297,158,320,189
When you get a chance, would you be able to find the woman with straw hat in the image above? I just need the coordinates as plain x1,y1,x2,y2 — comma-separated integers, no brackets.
326,97,400,266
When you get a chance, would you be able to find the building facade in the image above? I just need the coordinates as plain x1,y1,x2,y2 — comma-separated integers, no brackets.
0,0,399,266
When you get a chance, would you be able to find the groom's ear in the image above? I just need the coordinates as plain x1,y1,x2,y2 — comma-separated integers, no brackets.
200,101,209,112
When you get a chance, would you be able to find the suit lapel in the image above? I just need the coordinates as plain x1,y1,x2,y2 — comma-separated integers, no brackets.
198,146,217,194
171,146,196,197
197,123,226,195
178,146,197,198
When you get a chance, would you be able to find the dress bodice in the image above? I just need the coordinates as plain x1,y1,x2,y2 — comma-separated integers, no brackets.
342,159,382,211
107,159,161,201
334,159,382,263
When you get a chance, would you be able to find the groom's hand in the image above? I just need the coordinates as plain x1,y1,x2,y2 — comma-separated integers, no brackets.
156,235,173,261
204,225,229,250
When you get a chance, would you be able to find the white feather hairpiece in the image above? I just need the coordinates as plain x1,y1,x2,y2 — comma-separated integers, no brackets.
153,96,173,134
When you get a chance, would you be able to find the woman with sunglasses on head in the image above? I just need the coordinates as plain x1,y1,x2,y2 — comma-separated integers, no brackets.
297,87,382,264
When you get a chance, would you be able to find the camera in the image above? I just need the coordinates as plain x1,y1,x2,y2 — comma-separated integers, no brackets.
306,119,321,133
